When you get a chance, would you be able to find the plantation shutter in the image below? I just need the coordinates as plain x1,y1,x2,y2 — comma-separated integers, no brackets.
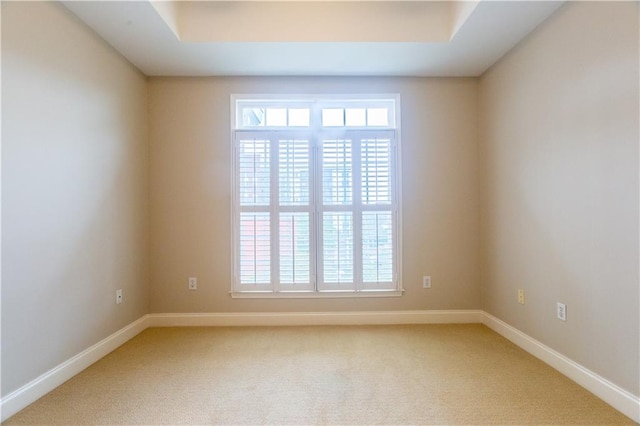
361,136,394,286
317,132,396,291
235,133,314,292
236,137,273,291
278,138,313,291
232,96,400,296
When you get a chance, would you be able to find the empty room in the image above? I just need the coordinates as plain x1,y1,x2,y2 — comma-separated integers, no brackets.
1,0,638,424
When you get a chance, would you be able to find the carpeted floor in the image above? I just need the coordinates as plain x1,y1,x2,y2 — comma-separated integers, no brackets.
3,324,635,425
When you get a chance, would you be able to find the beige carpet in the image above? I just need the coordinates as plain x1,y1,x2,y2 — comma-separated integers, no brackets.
4,324,635,425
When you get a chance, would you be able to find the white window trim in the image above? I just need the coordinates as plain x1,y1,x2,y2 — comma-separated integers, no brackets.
233,94,398,131
230,94,403,298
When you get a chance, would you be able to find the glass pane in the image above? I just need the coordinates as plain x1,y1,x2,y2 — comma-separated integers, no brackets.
288,108,310,127
345,108,366,126
279,139,310,206
238,139,270,206
367,108,389,126
239,212,271,284
322,212,353,283
242,108,265,127
322,139,352,205
361,138,392,205
280,213,310,284
362,211,393,283
266,108,287,126
322,108,344,127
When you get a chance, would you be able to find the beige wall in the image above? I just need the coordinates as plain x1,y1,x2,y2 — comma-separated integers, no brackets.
149,77,480,313
479,2,639,396
1,2,149,396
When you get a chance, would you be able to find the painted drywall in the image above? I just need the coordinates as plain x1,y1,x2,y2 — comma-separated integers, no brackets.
479,2,639,396
177,2,450,42
149,77,480,313
1,2,149,396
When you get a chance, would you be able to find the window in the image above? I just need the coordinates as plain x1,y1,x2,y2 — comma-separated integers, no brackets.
232,95,401,297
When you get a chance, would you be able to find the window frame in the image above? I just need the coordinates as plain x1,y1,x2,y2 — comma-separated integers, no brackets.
230,94,403,298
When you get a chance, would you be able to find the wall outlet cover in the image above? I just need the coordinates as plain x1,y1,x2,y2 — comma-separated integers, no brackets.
422,276,431,288
557,302,567,321
188,277,197,290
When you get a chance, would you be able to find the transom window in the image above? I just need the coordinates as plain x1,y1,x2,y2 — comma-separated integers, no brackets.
231,95,402,297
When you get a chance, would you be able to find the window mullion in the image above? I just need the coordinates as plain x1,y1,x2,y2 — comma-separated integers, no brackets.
309,101,324,291
310,135,319,291
352,131,363,291
313,135,324,291
271,136,280,292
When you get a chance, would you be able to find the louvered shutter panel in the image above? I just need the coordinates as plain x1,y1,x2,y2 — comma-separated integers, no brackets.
322,212,354,284
361,137,392,206
279,139,310,206
238,138,270,206
236,137,272,288
279,212,310,284
239,212,271,284
319,138,355,289
278,139,312,288
362,211,393,283
322,139,352,206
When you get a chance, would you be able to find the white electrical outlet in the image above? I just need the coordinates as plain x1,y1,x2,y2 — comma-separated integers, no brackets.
116,289,123,305
517,289,525,305
557,302,567,321
188,277,197,290
422,276,431,289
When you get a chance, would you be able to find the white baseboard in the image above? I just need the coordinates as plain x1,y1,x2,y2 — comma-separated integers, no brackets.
0,316,148,422
146,309,483,327
482,312,640,423
3,310,637,424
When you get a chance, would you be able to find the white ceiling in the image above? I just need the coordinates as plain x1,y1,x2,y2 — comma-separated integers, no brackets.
62,1,564,77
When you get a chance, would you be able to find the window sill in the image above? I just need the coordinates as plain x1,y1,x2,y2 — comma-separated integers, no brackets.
230,289,404,299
